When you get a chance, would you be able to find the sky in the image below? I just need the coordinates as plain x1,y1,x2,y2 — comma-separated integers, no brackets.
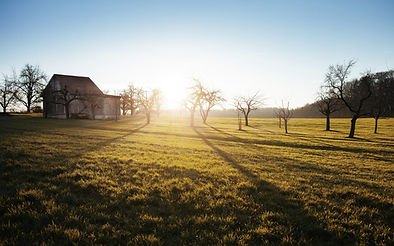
1,0,393,109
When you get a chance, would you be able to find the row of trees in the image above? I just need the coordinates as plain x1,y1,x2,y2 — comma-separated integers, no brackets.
2,62,392,138
0,64,164,122
317,60,394,137
1,64,47,113
119,79,264,129
182,80,297,135
178,61,393,138
117,79,266,128
118,85,162,124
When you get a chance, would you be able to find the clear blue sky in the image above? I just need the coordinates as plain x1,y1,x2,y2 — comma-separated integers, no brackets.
1,0,393,109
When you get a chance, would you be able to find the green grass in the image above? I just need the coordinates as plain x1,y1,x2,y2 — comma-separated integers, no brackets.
0,115,393,245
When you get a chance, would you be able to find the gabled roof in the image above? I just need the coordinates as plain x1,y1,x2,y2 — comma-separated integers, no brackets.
45,74,104,96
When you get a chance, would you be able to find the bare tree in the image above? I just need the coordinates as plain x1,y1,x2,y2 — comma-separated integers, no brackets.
278,100,293,134
316,87,341,131
234,92,263,126
0,72,18,113
274,109,282,128
127,84,139,116
119,89,130,116
199,88,225,124
184,79,204,127
16,64,47,112
52,85,80,119
368,70,394,133
325,60,372,138
137,88,155,124
84,95,102,120
118,84,140,116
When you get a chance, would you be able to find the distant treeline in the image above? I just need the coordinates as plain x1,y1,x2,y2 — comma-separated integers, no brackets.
207,105,394,118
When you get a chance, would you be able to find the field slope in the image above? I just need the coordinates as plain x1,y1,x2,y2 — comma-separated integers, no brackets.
0,116,393,245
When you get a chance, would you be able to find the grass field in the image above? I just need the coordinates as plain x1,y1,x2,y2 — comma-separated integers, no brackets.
0,115,393,245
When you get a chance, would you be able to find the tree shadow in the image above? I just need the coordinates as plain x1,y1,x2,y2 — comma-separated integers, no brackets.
248,125,277,134
0,122,153,244
0,122,148,202
141,128,393,156
192,127,342,244
1,119,391,244
47,123,149,161
324,129,341,132
207,124,245,141
200,125,392,191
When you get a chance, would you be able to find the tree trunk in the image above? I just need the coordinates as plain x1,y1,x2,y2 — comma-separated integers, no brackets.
27,101,31,113
326,115,330,131
284,119,288,133
2,95,5,113
374,117,378,134
203,110,208,124
202,112,208,124
278,117,281,128
244,115,249,126
348,115,358,138
146,112,150,124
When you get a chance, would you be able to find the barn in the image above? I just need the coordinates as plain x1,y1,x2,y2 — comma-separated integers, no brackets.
42,74,120,120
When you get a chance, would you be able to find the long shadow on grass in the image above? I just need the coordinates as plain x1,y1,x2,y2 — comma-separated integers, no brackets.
52,122,148,161
203,126,393,243
207,124,392,191
192,127,342,244
0,122,152,244
248,125,277,134
0,168,144,244
207,124,245,139
135,128,394,156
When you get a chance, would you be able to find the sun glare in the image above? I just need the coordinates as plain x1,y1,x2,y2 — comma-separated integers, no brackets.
162,85,188,110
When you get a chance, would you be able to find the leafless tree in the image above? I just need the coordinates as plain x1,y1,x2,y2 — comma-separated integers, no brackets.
184,79,204,127
0,72,18,113
52,85,80,119
127,84,139,116
199,88,225,124
83,95,102,120
16,64,47,112
119,89,130,116
137,88,155,124
234,92,264,126
368,70,394,133
325,60,372,138
316,87,341,131
118,84,140,116
278,100,293,134
274,109,282,128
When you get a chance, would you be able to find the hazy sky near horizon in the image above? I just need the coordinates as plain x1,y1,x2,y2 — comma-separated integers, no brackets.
1,0,393,109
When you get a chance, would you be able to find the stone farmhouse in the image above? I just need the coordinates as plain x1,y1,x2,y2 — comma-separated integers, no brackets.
42,74,120,120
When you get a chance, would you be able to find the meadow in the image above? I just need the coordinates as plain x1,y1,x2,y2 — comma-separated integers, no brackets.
0,115,393,245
